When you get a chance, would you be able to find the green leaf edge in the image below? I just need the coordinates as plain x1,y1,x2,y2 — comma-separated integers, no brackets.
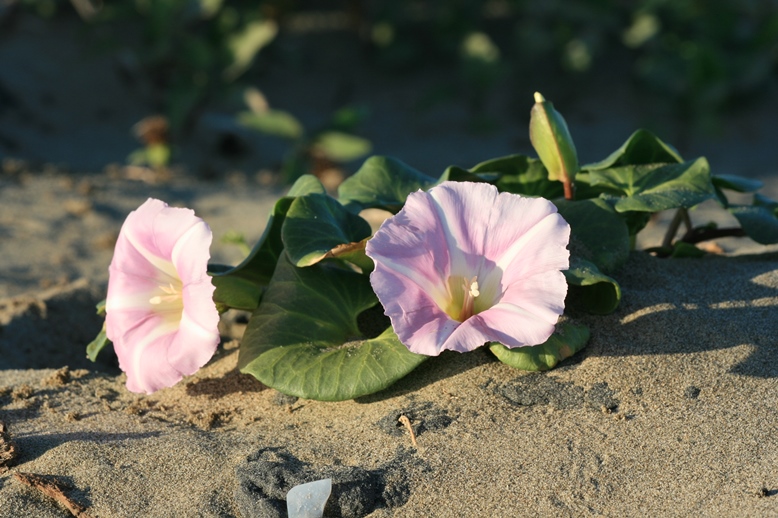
489,322,590,371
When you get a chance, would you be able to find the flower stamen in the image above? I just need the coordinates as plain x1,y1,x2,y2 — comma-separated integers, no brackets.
459,276,480,322
149,283,182,306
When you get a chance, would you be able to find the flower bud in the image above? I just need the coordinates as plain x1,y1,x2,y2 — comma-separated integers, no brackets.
529,92,579,198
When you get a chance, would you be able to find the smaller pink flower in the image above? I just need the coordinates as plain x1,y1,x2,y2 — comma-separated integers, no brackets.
105,198,220,393
365,182,570,356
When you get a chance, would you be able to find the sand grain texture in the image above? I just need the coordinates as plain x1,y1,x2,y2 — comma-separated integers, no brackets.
1,247,778,517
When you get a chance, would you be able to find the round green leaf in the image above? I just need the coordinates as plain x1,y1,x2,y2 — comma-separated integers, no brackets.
287,174,326,197
282,194,372,267
583,129,683,170
210,175,325,310
438,165,496,184
754,193,778,212
319,239,374,273
238,257,427,401
712,174,764,193
555,198,630,273
564,257,622,315
337,156,437,213
590,158,715,213
729,204,778,244
489,322,590,371
712,174,765,207
471,154,564,198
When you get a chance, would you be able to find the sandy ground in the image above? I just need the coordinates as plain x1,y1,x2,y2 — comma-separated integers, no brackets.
2,8,778,518
0,164,777,517
1,243,778,517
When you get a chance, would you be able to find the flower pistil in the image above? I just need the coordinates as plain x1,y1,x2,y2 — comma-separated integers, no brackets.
149,281,184,312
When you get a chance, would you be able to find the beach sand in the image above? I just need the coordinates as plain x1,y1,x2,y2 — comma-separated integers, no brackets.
1,181,778,516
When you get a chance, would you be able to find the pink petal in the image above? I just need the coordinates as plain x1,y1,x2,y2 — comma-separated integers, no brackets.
368,266,459,356
129,199,204,267
105,198,219,394
109,199,189,281
470,304,557,347
366,181,570,356
434,293,558,352
114,315,183,393
483,190,561,262
496,212,570,287
424,182,565,277
497,270,568,327
426,182,495,274
171,218,215,284
166,281,220,373
437,316,495,353
366,190,454,309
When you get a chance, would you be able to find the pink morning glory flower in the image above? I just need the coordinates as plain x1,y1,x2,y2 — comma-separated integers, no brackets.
105,198,220,393
365,182,570,356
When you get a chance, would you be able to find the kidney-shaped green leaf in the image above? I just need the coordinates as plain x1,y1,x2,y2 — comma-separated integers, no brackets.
238,257,427,401
729,204,778,244
711,174,765,207
755,193,778,212
282,193,372,267
337,156,437,213
583,129,683,170
437,165,496,184
712,174,764,193
563,257,622,315
591,158,715,213
210,175,325,311
287,174,327,197
208,270,265,313
489,322,590,371
471,154,564,199
555,198,630,273
314,239,374,273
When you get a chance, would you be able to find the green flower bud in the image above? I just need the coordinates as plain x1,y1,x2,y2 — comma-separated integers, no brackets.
529,92,579,199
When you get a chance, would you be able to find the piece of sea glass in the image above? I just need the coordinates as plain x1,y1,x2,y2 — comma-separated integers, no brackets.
286,478,332,518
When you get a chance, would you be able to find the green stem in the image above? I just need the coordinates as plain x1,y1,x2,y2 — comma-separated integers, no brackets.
681,210,693,232
661,209,686,249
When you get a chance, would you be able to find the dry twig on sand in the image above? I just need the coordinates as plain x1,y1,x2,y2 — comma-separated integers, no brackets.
398,415,418,448
13,472,94,518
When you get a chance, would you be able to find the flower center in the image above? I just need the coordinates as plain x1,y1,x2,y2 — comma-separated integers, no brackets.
149,282,184,316
459,276,480,321
442,275,484,322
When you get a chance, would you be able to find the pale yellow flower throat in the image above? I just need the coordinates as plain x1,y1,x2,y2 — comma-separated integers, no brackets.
458,276,480,322
149,282,184,314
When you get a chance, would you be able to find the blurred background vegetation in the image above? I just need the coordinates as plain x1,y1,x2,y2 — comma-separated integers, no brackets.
4,0,778,182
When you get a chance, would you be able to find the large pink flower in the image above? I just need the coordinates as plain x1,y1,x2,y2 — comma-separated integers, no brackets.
365,182,570,356
105,198,220,393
